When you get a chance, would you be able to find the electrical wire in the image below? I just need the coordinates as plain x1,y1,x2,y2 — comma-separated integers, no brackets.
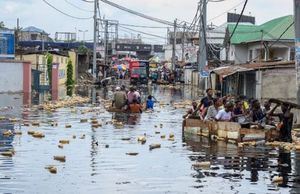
119,26,167,39
99,0,176,26
64,0,93,12
119,23,168,29
42,0,93,20
207,0,246,22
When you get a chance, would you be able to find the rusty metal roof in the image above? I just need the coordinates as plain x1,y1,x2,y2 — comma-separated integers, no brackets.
212,61,294,77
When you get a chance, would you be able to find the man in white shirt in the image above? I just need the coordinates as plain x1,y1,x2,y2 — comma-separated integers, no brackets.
215,102,234,122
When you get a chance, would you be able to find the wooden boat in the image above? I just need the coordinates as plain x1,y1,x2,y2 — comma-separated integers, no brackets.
183,118,280,143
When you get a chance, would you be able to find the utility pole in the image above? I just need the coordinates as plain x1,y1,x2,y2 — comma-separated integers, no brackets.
198,0,207,89
92,0,97,83
172,19,177,71
103,20,108,78
182,22,186,62
294,0,300,104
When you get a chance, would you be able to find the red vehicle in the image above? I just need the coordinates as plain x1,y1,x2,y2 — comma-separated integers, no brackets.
129,60,149,84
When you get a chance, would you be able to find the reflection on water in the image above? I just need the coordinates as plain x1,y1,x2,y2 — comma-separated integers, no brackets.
0,84,299,193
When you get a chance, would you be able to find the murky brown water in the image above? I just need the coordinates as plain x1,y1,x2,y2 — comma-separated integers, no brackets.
0,84,299,193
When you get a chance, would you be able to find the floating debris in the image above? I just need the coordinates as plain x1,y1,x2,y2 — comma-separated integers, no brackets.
72,135,76,139
14,131,22,135
59,139,70,144
80,118,88,123
65,124,72,128
150,143,161,150
51,122,58,127
53,155,66,162
58,144,64,149
192,162,211,168
1,152,14,157
32,132,45,138
273,177,283,183
32,122,40,126
161,134,166,138
3,130,12,136
126,152,139,156
121,137,131,141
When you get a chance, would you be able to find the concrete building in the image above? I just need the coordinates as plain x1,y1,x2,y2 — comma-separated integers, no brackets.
224,15,294,64
16,51,74,87
20,26,50,42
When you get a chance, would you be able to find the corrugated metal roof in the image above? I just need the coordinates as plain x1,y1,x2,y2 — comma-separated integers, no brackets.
228,15,294,44
22,26,47,34
212,61,294,77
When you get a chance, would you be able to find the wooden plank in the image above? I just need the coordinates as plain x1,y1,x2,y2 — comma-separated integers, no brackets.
269,98,300,109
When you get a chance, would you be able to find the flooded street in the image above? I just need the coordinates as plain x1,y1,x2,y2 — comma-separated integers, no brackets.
0,84,300,194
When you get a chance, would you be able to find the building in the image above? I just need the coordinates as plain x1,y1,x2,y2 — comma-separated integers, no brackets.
210,61,296,102
20,26,50,42
16,51,74,87
225,15,294,64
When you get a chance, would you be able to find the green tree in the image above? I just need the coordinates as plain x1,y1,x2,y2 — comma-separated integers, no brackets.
46,52,53,86
0,21,5,29
66,59,74,90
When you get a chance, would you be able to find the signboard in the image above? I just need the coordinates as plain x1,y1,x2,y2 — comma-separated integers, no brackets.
184,46,197,63
136,44,151,52
200,69,210,77
116,43,152,52
0,29,15,60
154,45,164,52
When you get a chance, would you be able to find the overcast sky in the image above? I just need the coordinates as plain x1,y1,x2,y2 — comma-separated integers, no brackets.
0,0,294,44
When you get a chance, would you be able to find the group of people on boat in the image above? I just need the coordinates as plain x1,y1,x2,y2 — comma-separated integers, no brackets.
183,88,294,142
112,85,156,113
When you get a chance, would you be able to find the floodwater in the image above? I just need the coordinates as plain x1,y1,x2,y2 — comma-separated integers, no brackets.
0,83,300,194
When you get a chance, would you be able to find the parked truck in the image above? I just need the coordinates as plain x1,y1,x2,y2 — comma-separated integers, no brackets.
129,60,149,84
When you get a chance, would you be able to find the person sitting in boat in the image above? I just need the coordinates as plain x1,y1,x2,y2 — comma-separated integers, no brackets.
201,100,213,118
232,100,247,123
130,99,143,113
127,87,137,104
248,99,275,130
112,87,127,110
204,98,220,121
268,103,293,142
192,88,214,115
146,95,157,110
215,102,234,122
183,101,201,119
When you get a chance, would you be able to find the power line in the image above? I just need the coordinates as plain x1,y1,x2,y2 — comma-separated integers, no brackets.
119,23,168,29
64,0,93,12
43,0,93,20
228,0,248,43
119,26,167,39
207,0,246,22
99,0,175,26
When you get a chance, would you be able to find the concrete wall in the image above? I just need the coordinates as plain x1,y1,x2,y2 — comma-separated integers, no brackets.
233,45,248,64
0,62,23,92
17,54,69,86
261,68,296,101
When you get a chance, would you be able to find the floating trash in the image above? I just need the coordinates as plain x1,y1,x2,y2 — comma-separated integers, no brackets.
53,155,66,162
65,124,72,128
59,139,70,144
273,177,283,183
126,152,139,156
150,143,161,150
121,137,131,141
32,132,45,138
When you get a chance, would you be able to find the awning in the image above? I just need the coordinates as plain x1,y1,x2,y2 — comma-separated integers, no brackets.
211,61,294,78
211,66,253,78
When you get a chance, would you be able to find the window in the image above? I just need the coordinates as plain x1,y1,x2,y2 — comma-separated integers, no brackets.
42,56,46,65
249,50,253,61
65,58,68,64
59,69,65,79
31,34,38,41
56,57,59,63
61,57,63,64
